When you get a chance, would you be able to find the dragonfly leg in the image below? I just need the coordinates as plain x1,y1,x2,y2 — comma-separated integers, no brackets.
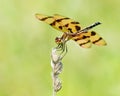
60,43,68,59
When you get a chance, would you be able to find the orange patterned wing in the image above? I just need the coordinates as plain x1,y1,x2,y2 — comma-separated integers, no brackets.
53,14,81,33
72,31,107,48
35,13,68,32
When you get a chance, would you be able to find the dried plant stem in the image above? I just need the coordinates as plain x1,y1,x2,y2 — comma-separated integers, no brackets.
51,48,65,96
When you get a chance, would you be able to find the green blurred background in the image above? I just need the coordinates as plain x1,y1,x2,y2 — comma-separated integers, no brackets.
0,0,120,96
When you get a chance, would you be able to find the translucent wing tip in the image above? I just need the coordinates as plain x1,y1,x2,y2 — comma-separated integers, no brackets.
94,39,107,46
35,13,41,19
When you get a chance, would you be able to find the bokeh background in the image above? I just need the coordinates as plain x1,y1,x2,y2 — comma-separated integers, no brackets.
0,0,120,96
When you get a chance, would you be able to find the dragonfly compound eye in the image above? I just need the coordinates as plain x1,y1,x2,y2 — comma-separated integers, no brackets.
55,37,62,44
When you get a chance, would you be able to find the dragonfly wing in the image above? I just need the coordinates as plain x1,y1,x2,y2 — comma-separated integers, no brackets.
54,14,81,33
72,31,107,48
89,31,107,46
72,32,92,48
35,13,67,32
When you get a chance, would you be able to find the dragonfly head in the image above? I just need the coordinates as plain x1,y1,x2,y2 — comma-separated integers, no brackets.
55,37,62,44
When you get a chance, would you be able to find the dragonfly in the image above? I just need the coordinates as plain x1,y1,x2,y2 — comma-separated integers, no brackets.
35,13,107,53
